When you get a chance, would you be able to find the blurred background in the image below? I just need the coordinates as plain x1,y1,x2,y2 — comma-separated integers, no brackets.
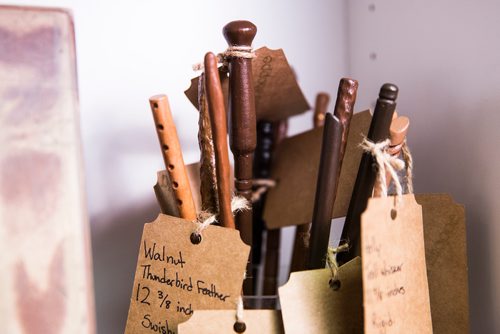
3,0,499,333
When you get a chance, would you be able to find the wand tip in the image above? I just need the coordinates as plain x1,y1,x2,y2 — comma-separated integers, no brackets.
379,83,399,101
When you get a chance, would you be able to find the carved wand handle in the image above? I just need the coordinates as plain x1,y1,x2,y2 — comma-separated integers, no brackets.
223,20,257,246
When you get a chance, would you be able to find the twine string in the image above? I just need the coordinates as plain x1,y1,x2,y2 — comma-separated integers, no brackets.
236,295,244,323
327,243,350,282
400,140,414,194
234,271,247,330
194,196,249,235
192,45,256,72
251,178,277,203
360,138,405,200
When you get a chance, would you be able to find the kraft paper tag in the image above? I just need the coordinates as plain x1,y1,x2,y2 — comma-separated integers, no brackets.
361,194,433,334
279,257,363,333
124,215,250,334
416,194,469,333
184,47,310,121
264,110,372,229
178,310,284,334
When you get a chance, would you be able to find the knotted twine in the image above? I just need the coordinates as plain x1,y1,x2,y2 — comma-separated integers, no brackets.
326,242,350,289
251,178,277,203
321,137,414,288
193,196,249,235
192,45,256,72
400,140,414,194
360,138,405,200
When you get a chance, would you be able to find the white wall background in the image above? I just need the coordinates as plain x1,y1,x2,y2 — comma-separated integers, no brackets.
348,1,500,333
4,0,499,333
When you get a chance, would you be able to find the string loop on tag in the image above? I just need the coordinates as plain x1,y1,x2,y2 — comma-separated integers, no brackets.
233,271,247,333
251,178,277,203
233,295,246,332
360,138,405,201
327,243,349,290
192,46,256,72
191,196,249,243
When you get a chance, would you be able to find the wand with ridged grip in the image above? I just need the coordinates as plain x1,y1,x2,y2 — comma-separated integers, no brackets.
223,20,257,296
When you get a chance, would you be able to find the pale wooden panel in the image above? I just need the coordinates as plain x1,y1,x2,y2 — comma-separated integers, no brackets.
0,6,95,334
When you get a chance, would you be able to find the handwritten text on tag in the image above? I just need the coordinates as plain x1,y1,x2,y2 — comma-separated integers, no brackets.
361,194,432,334
125,215,249,334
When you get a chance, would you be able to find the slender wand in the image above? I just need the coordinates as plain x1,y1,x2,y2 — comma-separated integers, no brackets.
150,95,197,220
337,83,398,265
308,77,358,269
290,93,330,273
223,20,258,295
204,52,235,229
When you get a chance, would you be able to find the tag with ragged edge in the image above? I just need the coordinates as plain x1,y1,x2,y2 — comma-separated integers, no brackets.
124,215,250,334
361,194,432,334
184,47,310,121
178,310,284,334
416,194,469,333
279,257,363,333
264,110,372,229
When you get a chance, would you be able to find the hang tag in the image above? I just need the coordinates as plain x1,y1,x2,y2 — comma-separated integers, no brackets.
264,110,372,229
124,215,250,334
184,47,310,121
279,257,363,333
361,194,432,334
416,194,469,333
178,310,284,334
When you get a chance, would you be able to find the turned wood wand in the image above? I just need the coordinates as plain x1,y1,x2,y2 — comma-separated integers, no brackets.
337,83,398,265
223,20,257,295
223,20,257,243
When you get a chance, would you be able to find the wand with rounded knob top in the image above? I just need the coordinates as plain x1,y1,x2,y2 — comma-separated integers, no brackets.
337,83,398,265
223,20,257,244
223,19,257,296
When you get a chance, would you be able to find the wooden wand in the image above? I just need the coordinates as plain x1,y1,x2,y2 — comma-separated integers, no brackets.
150,95,197,220
223,20,258,295
337,83,398,265
308,78,358,269
204,52,235,229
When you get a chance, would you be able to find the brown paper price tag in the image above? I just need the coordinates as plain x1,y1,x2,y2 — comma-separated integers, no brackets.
361,194,432,334
178,310,284,334
264,110,371,229
416,194,469,333
279,257,363,333
184,47,310,121
124,215,250,334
